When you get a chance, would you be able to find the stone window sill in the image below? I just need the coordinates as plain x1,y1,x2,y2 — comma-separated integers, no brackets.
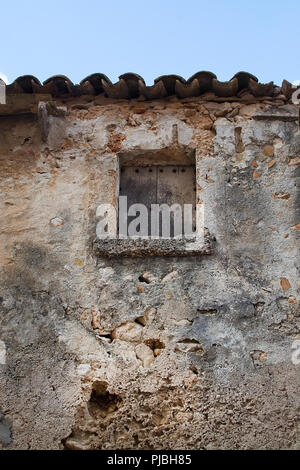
93,232,212,257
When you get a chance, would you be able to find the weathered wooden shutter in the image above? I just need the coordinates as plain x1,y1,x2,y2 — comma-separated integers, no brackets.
119,166,196,237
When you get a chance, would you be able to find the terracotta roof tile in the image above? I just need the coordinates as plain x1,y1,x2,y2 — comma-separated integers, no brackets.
4,71,292,100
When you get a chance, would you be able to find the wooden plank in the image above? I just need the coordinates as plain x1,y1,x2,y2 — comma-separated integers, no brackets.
157,166,196,237
119,166,157,236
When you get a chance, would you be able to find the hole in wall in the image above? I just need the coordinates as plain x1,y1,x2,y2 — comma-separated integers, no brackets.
138,274,151,284
144,339,165,351
189,365,199,375
87,381,122,419
196,308,217,315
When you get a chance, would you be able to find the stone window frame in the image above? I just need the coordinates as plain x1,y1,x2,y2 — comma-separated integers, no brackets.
94,146,212,257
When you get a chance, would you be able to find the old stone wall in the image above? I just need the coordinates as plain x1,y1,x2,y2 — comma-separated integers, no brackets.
0,92,299,449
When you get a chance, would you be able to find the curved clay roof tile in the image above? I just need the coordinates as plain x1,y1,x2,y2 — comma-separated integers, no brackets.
138,79,167,100
12,75,41,93
281,80,293,99
154,74,186,95
119,73,145,84
80,73,111,95
119,73,145,98
43,75,74,96
231,71,258,91
186,71,216,94
101,78,129,99
212,77,239,97
248,79,274,97
175,78,200,98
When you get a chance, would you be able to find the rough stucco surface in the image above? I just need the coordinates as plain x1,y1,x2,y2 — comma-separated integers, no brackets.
0,95,299,450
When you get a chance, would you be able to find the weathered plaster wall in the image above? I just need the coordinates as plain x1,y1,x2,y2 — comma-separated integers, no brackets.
0,95,299,449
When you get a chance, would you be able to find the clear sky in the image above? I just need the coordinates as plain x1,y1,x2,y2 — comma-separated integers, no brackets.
1,0,299,86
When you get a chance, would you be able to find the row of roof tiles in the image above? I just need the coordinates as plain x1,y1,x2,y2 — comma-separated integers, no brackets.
3,72,294,100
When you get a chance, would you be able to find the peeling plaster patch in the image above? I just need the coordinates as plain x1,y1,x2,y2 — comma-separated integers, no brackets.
99,267,114,281
77,364,91,376
50,217,64,227
177,122,194,146
162,270,179,283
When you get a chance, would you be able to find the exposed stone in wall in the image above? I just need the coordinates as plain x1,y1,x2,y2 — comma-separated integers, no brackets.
0,93,299,449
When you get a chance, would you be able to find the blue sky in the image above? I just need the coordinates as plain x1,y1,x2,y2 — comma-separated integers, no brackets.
1,0,299,86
